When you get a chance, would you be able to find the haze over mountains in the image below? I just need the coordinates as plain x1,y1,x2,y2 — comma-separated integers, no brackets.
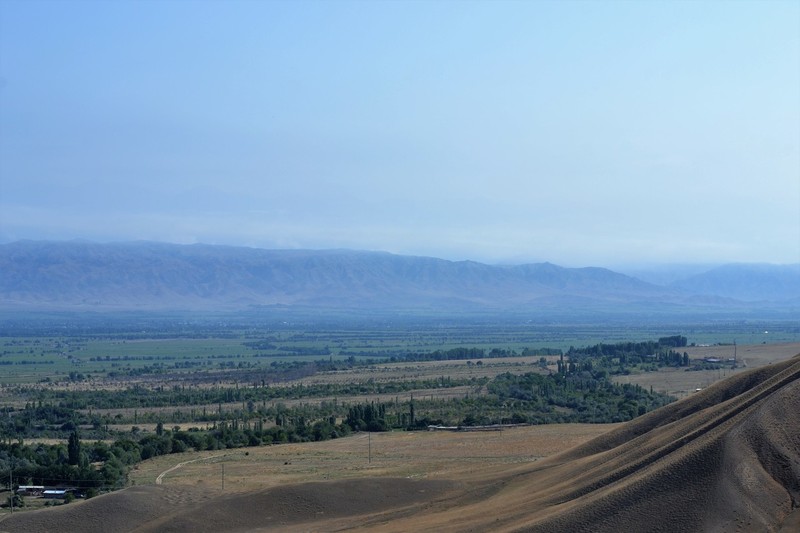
1,241,798,315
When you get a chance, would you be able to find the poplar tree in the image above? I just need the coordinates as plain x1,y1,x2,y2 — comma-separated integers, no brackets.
67,430,81,466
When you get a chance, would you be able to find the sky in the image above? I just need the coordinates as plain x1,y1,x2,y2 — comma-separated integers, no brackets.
0,0,798,267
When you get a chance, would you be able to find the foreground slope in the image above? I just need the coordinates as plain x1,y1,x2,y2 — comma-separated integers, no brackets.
385,354,800,533
2,355,798,532
438,354,800,533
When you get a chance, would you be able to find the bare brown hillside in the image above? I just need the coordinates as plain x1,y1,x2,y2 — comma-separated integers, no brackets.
2,355,798,533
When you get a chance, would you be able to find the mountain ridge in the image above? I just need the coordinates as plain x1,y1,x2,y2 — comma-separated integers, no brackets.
1,240,798,313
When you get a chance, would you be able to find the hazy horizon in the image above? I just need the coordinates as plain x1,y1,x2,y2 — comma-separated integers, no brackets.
4,238,798,274
1,0,798,268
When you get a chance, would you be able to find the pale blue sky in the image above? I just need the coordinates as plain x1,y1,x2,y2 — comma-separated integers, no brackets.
1,0,798,266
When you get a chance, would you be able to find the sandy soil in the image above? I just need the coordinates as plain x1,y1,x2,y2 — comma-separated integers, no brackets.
3,352,798,533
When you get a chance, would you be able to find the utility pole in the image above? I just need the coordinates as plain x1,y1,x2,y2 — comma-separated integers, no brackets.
368,431,371,464
9,460,13,515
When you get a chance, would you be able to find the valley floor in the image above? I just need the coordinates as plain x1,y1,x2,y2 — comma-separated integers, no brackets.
3,353,799,533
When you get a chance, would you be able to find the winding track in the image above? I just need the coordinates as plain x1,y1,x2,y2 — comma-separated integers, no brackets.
155,453,229,485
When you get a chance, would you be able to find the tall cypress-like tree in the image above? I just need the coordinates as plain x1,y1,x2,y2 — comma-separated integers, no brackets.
67,430,81,466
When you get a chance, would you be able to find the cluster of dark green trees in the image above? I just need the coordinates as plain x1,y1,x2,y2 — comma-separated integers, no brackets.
339,368,672,429
566,336,691,374
1,430,137,494
345,403,388,432
486,370,670,422
0,404,104,440
383,346,560,363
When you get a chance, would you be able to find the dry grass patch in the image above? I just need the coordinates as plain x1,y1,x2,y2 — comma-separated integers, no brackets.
129,423,617,490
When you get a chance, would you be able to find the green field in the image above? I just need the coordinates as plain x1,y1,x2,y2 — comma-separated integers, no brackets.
1,316,797,385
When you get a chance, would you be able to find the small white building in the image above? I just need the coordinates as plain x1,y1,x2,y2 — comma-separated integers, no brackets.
16,485,45,496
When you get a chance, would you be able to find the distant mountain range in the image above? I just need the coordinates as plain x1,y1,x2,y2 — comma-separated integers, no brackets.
0,241,798,315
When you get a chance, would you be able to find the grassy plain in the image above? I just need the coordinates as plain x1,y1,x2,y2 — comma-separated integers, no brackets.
128,423,617,489
2,318,797,384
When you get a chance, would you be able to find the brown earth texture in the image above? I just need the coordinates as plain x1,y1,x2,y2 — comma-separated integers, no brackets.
2,354,799,533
